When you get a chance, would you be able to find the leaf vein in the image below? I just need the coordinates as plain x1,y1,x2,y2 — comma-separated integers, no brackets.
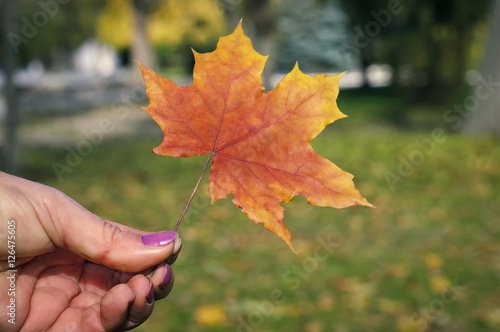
154,76,211,151
216,86,326,152
219,154,344,196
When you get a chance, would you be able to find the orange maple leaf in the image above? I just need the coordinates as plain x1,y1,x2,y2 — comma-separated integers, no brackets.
139,22,372,250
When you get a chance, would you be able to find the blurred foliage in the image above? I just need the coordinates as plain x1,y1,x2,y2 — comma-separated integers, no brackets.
96,0,134,50
97,0,226,63
3,0,225,69
333,0,491,101
148,0,226,47
8,0,104,67
3,0,493,99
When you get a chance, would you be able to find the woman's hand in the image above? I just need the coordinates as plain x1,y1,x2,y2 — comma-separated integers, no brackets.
0,172,181,331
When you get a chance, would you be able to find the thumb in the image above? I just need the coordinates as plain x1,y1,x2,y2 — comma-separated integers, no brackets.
44,195,182,272
66,219,182,272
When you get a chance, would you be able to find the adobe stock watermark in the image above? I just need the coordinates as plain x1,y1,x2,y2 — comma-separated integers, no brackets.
385,73,500,192
236,233,340,332
340,0,410,66
407,277,466,332
7,0,71,53
51,85,146,182
5,220,17,325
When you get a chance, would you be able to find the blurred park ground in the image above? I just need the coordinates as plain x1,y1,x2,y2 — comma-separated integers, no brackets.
1,0,500,331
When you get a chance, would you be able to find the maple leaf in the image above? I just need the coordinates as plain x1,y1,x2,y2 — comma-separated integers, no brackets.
139,22,372,250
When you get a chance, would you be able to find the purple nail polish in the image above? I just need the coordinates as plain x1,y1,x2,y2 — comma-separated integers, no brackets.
159,264,174,294
146,281,154,305
142,231,178,247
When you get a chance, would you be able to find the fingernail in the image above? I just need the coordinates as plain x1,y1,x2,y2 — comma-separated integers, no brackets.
146,281,154,305
159,264,174,295
142,231,178,247
167,238,182,265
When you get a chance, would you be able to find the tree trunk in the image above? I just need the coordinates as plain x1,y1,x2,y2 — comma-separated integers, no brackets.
464,0,500,135
221,0,277,88
244,0,276,89
1,0,20,174
131,0,156,82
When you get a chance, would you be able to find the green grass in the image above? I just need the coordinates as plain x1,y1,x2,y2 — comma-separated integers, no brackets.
16,88,500,331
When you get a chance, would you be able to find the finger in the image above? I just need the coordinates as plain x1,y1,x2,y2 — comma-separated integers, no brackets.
118,275,154,330
149,262,174,300
47,193,182,272
1,250,84,330
99,283,135,331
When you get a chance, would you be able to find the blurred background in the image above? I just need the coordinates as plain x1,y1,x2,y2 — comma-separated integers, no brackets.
1,0,500,331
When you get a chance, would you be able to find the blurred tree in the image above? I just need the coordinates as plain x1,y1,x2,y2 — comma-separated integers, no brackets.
334,0,489,101
219,0,281,88
132,0,159,81
149,0,226,71
96,0,158,80
464,0,500,135
396,0,488,101
97,0,134,51
242,0,277,88
97,0,226,73
148,0,226,46
275,0,349,73
336,0,388,87
9,0,103,68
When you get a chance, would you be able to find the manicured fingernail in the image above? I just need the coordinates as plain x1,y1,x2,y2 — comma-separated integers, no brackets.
146,281,154,305
142,231,178,247
159,264,174,295
167,238,182,265
173,236,182,255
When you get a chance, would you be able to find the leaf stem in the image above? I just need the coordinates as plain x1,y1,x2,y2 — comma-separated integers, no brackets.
173,153,214,231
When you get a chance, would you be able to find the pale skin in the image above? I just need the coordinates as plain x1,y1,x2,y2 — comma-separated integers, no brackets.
0,172,180,331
